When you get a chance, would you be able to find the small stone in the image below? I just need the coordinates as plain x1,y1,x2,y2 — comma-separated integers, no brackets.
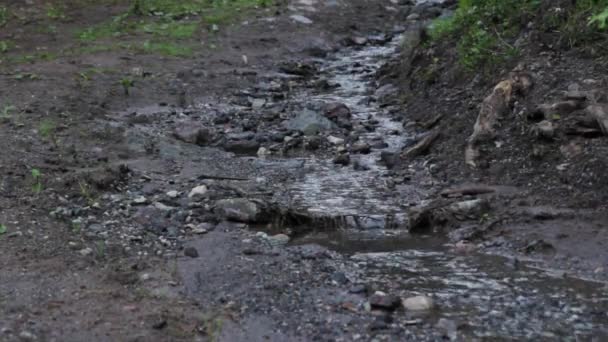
402,295,434,311
188,185,208,199
18,331,36,341
132,196,148,205
369,291,401,311
290,14,313,25
257,147,271,157
266,233,290,246
79,247,93,256
333,153,351,166
351,142,371,154
184,247,199,258
166,190,179,198
328,136,345,145
535,120,554,140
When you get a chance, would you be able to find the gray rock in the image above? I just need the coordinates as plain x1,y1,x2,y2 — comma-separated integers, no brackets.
285,109,337,136
215,198,267,223
223,140,261,154
290,14,313,25
369,291,401,311
266,233,290,246
173,122,213,145
402,295,434,311
184,247,199,258
333,153,351,166
351,142,371,154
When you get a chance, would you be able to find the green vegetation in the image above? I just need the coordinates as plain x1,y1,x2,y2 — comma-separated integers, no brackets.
0,40,10,54
120,77,135,95
429,0,540,72
31,168,43,194
0,6,9,27
0,224,7,236
429,0,608,72
589,6,608,29
46,4,67,20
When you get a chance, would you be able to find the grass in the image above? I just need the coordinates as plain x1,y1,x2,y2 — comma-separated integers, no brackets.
31,168,43,194
0,0,276,65
429,0,608,72
0,6,8,27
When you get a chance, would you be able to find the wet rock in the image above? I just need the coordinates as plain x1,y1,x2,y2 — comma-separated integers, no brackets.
166,190,179,198
380,151,399,169
290,14,313,25
331,272,348,285
375,84,398,107
448,199,488,216
327,135,345,145
215,198,267,223
436,318,458,340
349,284,368,294
132,196,148,205
188,185,208,199
223,140,261,155
524,239,555,254
323,102,352,129
284,109,337,135
402,295,434,311
533,120,555,140
333,153,351,166
305,136,324,151
184,247,199,258
266,233,290,246
369,291,401,311
350,142,371,154
279,61,317,77
173,122,213,145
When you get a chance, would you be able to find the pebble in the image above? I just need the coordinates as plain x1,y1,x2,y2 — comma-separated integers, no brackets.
402,295,434,311
188,185,208,199
166,190,179,198
369,291,401,311
184,247,199,258
132,196,148,205
79,247,93,256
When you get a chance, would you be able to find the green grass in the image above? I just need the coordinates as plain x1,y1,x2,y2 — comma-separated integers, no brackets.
140,21,199,38
0,6,8,27
141,40,193,56
429,0,608,71
0,40,10,54
46,4,67,20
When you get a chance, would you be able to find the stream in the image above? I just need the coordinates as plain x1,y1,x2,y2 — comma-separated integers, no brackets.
260,25,608,340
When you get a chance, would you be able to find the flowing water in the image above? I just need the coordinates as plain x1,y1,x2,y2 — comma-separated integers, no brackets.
274,29,608,339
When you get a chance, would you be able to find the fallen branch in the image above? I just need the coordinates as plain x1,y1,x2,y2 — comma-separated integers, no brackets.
402,129,440,159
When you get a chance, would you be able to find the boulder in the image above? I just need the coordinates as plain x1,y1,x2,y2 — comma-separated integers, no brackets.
215,198,268,223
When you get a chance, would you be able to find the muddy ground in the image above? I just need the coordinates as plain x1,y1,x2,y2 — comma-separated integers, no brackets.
1,0,607,341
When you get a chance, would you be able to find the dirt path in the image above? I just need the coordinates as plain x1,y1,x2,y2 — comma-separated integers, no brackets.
1,0,608,341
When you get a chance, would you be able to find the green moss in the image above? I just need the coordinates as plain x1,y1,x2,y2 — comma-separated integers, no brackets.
140,21,198,39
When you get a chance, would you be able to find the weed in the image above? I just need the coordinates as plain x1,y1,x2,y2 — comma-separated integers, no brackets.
31,168,43,194
14,73,40,81
0,224,6,235
428,0,539,71
202,312,225,342
46,4,67,20
141,40,193,57
589,6,608,29
96,241,106,258
120,77,135,95
78,180,96,206
39,119,59,147
140,21,198,39
0,40,9,54
1,104,16,119
0,6,8,27
71,220,81,234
